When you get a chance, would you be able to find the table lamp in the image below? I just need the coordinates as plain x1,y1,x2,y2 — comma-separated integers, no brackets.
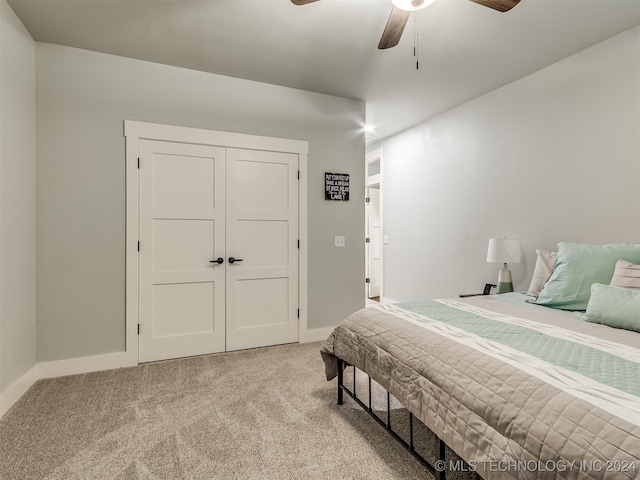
487,237,522,294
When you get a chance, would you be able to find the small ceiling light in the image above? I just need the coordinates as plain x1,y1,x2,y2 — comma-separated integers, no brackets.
391,0,435,11
364,125,375,134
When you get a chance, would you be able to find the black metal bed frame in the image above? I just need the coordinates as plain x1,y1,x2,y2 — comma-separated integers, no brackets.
337,358,481,480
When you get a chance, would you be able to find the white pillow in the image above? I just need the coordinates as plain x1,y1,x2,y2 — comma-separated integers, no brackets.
609,259,640,290
526,249,557,298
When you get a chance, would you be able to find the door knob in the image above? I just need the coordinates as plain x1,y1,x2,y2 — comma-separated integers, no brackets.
209,257,224,264
228,257,243,264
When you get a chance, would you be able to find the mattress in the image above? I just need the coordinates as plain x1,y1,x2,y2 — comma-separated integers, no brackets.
320,293,640,480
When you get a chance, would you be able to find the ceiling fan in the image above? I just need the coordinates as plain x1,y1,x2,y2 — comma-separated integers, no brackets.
291,0,521,50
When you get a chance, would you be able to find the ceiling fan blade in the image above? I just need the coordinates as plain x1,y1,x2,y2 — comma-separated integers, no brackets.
468,0,521,12
378,7,411,50
291,0,321,5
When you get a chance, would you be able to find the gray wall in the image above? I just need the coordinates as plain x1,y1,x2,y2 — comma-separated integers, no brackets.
36,43,365,362
370,26,640,302
0,0,36,392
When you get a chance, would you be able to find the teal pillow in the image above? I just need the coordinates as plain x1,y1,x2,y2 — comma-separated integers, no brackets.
583,283,640,332
535,242,640,311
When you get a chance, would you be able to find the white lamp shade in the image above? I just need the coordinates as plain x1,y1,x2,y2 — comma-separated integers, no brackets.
391,0,436,11
487,238,522,264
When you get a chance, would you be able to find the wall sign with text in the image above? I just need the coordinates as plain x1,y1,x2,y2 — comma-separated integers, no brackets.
325,173,350,201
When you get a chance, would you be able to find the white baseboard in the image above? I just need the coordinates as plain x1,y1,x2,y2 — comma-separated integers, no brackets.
38,351,127,379
0,351,128,419
0,364,38,418
300,326,335,343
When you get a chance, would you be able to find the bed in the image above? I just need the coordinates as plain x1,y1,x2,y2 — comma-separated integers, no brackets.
321,292,640,479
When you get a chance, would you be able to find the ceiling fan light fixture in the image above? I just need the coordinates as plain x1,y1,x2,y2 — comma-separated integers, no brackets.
391,0,435,11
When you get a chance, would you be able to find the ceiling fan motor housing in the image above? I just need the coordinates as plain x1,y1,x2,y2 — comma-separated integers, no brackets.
391,0,435,11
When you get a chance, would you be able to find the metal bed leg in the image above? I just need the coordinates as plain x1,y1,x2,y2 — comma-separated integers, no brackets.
409,412,414,451
368,376,372,412
386,391,391,430
436,437,446,480
353,365,356,397
337,358,344,405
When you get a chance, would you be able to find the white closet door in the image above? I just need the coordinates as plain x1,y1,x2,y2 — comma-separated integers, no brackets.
139,140,226,362
225,148,299,351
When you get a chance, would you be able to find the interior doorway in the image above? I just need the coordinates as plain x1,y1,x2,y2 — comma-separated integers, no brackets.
365,148,383,303
124,121,308,366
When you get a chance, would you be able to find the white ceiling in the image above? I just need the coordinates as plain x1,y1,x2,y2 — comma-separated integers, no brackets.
8,0,640,141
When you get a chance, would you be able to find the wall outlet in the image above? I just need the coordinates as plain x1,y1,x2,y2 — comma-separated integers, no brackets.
334,236,345,247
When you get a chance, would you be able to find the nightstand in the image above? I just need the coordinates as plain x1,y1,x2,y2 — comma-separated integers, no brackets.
459,283,496,298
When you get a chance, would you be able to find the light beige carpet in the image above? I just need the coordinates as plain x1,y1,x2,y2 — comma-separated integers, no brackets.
0,342,471,479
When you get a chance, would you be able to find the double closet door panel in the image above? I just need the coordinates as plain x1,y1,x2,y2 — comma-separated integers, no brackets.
139,141,226,363
138,141,299,363
225,148,299,351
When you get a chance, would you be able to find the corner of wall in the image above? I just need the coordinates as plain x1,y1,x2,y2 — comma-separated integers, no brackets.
0,0,38,397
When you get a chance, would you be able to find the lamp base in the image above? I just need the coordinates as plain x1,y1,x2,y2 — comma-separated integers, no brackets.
497,263,514,294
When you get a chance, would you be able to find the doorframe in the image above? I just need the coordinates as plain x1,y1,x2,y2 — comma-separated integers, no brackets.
124,120,308,367
365,148,383,300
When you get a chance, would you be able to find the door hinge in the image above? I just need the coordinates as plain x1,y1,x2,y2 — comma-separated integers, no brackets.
297,309,300,318
365,237,370,243
365,278,371,284
137,241,140,252
137,324,140,335
297,170,300,180
137,157,140,169
365,197,370,203
297,239,300,249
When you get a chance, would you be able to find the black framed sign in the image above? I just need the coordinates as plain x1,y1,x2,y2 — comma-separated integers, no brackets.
325,172,350,201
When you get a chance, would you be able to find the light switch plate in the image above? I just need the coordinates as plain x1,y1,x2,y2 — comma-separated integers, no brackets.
334,236,346,247
383,235,389,244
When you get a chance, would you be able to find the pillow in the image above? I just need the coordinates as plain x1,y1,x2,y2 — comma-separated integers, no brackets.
609,259,640,290
526,249,557,298
583,283,640,332
535,242,640,311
